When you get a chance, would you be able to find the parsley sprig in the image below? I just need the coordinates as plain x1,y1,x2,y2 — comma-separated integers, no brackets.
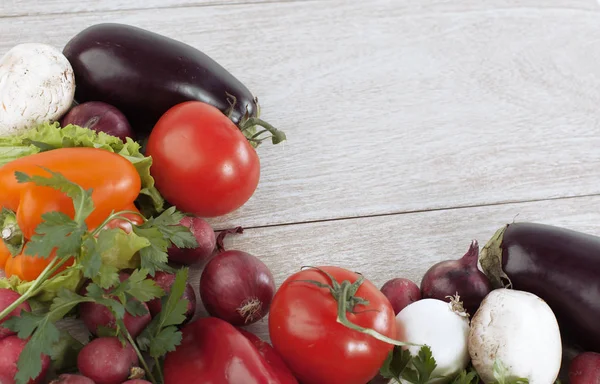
379,345,553,384
0,168,198,384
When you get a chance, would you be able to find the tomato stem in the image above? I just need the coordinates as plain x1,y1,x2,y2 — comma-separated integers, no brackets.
297,266,422,348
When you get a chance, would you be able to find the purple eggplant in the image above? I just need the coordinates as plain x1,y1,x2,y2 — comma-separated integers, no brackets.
480,222,600,352
62,23,266,139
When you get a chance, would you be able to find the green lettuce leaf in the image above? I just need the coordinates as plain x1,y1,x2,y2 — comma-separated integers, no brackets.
0,267,83,303
0,121,164,216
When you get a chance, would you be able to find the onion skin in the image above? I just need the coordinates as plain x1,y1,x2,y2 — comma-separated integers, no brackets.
420,240,491,317
60,101,134,142
200,250,275,326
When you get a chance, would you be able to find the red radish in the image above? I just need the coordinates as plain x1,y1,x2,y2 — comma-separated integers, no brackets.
122,381,152,384
0,288,31,339
50,374,95,383
420,240,491,316
79,299,151,338
60,101,134,142
0,374,13,384
0,335,50,384
77,337,139,384
167,216,216,266
380,277,421,315
200,249,275,326
147,271,196,321
569,352,600,384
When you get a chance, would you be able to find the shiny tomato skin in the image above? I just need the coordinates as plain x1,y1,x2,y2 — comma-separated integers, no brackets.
268,266,397,384
146,101,260,217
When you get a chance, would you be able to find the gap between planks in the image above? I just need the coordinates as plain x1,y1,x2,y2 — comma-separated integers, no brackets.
0,0,320,19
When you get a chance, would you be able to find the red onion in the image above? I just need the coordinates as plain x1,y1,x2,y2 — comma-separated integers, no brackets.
420,240,492,316
167,216,216,265
60,101,134,142
200,248,275,326
380,277,421,315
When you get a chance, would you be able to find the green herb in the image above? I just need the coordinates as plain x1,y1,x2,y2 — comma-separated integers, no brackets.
0,168,195,384
492,361,529,384
380,345,438,384
137,267,190,382
380,346,482,384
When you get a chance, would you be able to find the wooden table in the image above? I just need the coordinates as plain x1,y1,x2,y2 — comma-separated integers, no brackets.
1,0,600,345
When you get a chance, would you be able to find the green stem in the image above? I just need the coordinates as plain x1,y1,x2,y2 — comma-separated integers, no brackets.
154,357,165,384
241,117,287,144
90,210,147,237
0,256,61,322
335,282,420,347
125,330,157,384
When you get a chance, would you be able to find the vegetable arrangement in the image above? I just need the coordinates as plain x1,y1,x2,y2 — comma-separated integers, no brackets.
0,22,598,384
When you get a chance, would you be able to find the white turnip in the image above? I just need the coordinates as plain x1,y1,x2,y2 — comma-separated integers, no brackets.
0,43,75,135
395,297,470,382
468,288,562,383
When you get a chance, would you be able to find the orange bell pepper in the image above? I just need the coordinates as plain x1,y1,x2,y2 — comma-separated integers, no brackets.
0,147,142,240
0,147,142,281
0,240,10,270
4,248,74,282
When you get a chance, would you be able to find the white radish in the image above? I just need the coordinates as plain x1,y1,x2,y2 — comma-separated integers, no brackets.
0,43,75,136
468,288,562,383
395,296,470,383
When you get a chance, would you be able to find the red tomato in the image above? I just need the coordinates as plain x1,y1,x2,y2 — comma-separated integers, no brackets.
268,266,397,384
146,101,260,217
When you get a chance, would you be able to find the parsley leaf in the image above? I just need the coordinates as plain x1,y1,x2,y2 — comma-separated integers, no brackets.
15,167,94,224
149,326,182,357
125,298,150,317
80,236,102,279
493,361,529,384
138,267,189,358
124,268,164,303
451,368,480,384
379,345,439,384
147,207,198,249
380,346,412,381
23,212,83,259
3,288,91,384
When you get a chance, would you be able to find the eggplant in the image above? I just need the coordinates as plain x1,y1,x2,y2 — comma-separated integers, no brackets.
480,222,600,353
62,23,283,144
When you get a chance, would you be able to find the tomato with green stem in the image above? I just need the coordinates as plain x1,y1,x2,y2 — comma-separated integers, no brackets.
268,266,406,384
146,101,284,217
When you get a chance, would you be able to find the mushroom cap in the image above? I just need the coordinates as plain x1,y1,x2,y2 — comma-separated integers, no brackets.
0,43,75,135
468,288,562,383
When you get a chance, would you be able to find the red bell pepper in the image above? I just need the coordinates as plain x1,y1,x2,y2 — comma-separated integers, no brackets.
163,317,298,384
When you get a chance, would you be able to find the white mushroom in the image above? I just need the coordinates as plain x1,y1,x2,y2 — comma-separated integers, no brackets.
0,43,75,136
468,288,562,383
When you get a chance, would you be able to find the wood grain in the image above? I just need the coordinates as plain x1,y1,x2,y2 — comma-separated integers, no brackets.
0,0,307,17
2,0,600,231
55,194,600,344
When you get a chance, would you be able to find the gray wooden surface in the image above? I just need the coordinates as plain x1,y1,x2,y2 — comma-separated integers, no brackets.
1,0,600,350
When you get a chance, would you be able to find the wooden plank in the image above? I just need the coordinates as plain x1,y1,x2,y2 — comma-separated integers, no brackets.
54,195,600,344
2,1,600,230
0,0,304,18
0,0,597,18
